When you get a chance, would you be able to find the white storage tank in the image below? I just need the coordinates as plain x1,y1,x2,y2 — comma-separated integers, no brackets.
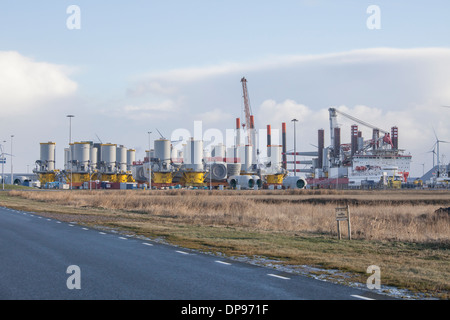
154,139,171,163
127,149,136,171
270,145,282,169
39,142,56,171
101,143,117,173
184,139,203,171
245,145,253,171
182,144,189,164
171,146,177,162
226,147,239,163
116,145,127,173
239,145,253,173
203,148,211,160
212,143,225,159
64,147,70,171
90,147,98,170
74,142,90,172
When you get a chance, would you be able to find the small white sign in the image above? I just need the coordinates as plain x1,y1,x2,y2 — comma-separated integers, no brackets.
335,207,349,221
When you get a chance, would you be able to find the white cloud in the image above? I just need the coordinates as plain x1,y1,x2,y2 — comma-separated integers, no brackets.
0,51,78,116
113,99,182,121
258,99,311,126
7,48,449,177
121,47,450,177
195,108,232,124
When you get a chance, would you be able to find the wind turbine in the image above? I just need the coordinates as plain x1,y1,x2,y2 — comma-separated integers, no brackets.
427,147,436,169
432,128,450,177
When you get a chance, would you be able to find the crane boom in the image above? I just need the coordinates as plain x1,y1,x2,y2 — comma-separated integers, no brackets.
329,108,389,134
241,77,252,145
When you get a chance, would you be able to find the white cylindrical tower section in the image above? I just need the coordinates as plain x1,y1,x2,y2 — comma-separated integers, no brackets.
226,147,239,164
116,145,127,173
74,142,90,172
101,143,117,173
212,143,225,160
270,145,282,170
244,145,253,171
236,145,252,171
40,142,56,171
203,149,211,161
64,148,70,171
184,139,203,171
183,144,189,164
154,139,171,163
127,149,136,171
90,147,98,170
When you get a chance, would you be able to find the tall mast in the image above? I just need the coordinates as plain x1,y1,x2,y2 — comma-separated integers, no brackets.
241,77,252,145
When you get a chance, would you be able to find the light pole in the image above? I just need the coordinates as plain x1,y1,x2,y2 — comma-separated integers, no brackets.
1,140,6,190
291,119,298,176
10,135,14,185
148,131,152,190
67,115,74,190
209,159,212,190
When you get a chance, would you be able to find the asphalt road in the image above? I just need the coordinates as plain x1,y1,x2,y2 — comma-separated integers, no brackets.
0,206,393,301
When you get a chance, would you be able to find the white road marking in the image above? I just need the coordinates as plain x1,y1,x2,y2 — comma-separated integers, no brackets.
99,232,106,235
143,243,153,246
267,274,290,280
82,228,89,230
118,237,127,240
351,295,375,300
46,219,51,221
176,250,189,255
56,221,61,224
215,261,231,265
68,224,74,227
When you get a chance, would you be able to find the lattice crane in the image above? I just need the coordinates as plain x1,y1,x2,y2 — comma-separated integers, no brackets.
241,77,253,145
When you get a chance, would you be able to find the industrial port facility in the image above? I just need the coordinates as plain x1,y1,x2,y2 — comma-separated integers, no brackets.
13,78,450,190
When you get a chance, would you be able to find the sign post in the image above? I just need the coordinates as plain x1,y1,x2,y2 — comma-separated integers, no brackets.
335,205,351,240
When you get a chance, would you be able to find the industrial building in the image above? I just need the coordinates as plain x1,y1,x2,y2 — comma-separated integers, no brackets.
302,108,414,189
29,77,450,190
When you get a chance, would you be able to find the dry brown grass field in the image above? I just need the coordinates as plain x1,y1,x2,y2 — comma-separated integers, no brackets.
1,188,449,299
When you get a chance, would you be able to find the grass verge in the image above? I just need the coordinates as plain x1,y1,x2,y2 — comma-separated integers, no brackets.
0,189,449,299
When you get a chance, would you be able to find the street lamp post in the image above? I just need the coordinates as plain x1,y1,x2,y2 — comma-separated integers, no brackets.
67,115,75,190
291,119,298,176
148,131,152,190
1,140,6,190
10,135,14,185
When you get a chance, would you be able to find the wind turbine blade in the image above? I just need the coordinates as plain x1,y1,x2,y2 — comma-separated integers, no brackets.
156,128,165,139
432,126,438,140
95,134,103,144
429,141,437,151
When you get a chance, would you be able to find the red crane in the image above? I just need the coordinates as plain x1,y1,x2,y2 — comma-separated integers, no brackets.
241,77,253,145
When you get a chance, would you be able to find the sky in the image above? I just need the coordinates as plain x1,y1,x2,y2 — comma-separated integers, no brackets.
1,1,450,178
